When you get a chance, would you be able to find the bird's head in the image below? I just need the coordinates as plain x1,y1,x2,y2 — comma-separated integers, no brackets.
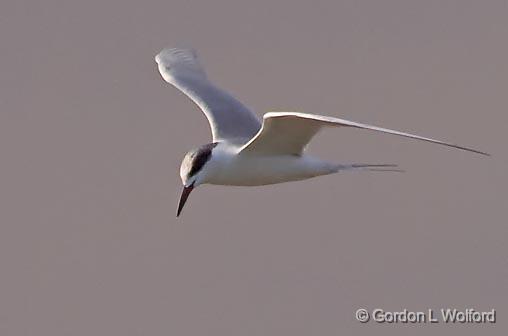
177,142,218,217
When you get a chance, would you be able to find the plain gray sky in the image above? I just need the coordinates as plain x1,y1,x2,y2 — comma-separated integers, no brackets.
0,0,506,335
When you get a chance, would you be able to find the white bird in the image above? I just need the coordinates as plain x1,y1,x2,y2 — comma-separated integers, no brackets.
154,48,489,217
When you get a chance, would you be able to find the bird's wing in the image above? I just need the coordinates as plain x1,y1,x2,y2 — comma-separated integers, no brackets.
155,48,261,142
239,112,489,156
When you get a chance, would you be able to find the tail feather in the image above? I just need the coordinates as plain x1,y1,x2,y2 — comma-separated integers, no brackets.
335,163,404,173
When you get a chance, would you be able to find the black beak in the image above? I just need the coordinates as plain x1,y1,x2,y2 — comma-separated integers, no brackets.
176,183,194,217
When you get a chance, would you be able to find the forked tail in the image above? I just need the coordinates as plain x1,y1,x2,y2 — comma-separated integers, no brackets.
334,163,404,173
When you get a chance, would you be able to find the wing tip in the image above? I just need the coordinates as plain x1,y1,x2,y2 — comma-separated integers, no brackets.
155,47,199,67
450,144,490,157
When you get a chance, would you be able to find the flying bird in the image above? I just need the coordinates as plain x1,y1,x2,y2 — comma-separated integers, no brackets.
154,48,489,217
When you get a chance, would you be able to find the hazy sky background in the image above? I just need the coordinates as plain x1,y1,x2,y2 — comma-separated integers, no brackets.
0,0,506,335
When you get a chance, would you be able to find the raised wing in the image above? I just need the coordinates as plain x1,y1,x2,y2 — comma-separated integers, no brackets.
155,48,261,142
240,112,489,156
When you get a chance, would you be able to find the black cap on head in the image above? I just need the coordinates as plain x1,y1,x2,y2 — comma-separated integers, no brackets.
181,142,218,180
188,142,218,177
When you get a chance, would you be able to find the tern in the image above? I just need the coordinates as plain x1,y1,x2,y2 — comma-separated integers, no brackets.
154,48,489,217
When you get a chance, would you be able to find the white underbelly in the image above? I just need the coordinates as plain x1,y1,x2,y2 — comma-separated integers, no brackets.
207,154,337,186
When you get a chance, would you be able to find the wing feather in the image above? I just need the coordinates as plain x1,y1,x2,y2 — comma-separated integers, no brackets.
155,48,261,142
240,112,489,156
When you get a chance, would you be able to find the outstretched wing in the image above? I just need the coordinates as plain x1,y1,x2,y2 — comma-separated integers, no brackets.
239,112,489,156
155,48,261,142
